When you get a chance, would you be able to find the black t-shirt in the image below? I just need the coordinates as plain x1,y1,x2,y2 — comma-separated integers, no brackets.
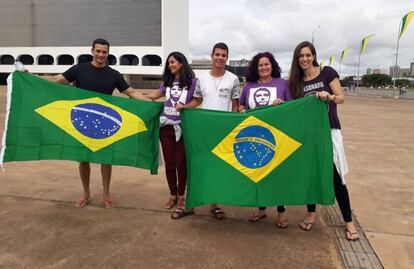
302,66,341,129
62,62,130,95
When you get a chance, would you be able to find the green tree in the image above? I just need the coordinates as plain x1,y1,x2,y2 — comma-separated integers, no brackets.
361,74,392,87
340,76,355,87
395,79,410,87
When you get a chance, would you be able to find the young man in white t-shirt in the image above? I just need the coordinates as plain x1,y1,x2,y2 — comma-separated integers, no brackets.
176,42,240,219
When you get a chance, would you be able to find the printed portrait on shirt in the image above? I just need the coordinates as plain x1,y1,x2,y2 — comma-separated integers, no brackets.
248,87,277,109
163,83,188,120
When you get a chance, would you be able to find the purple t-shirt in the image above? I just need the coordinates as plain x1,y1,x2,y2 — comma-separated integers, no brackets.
240,78,292,109
303,66,341,129
160,78,197,124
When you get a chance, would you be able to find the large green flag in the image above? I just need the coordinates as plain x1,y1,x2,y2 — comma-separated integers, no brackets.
182,97,334,208
0,72,163,174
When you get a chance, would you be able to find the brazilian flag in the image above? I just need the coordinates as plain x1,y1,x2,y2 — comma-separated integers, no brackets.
182,97,334,208
0,72,163,174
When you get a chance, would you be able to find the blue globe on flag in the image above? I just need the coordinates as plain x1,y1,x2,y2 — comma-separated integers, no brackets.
71,103,122,139
233,125,276,168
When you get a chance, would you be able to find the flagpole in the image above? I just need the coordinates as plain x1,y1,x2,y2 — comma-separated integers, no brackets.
393,19,402,89
339,61,342,77
356,53,361,88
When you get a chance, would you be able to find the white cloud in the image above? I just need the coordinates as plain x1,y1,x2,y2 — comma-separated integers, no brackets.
190,0,414,77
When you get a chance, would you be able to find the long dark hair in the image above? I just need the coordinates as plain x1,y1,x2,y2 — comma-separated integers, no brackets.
288,41,319,99
162,51,195,89
246,52,281,82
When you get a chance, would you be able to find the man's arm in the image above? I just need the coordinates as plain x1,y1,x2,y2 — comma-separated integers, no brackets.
41,74,70,84
231,99,239,112
123,87,152,101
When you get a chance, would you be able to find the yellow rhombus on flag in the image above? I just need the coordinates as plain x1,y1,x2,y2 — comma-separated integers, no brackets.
35,97,147,152
212,116,302,183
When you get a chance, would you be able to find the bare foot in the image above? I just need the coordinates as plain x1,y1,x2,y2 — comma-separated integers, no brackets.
177,196,185,209
164,196,177,209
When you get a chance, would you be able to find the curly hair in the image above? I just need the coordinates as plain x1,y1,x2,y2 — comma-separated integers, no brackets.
246,52,281,82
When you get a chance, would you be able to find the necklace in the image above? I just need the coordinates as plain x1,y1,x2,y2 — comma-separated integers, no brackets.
211,72,224,91
213,77,223,91
258,77,272,84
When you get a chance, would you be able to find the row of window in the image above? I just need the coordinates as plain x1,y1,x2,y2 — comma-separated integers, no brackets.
0,54,162,66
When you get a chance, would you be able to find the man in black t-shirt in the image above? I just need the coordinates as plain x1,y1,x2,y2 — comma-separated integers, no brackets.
48,38,150,209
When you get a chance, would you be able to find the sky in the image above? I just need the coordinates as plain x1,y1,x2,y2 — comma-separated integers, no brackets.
189,0,414,77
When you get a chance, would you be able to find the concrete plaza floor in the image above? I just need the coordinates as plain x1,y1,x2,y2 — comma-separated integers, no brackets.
0,87,412,268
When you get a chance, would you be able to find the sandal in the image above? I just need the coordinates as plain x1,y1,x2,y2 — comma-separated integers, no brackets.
276,218,288,229
345,228,359,241
74,197,90,208
248,211,267,222
299,221,314,231
103,199,114,209
210,207,226,220
171,208,194,220
164,196,177,209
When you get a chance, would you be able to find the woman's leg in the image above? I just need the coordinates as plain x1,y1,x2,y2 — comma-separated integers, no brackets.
333,165,352,222
333,165,359,240
160,126,178,208
176,137,187,197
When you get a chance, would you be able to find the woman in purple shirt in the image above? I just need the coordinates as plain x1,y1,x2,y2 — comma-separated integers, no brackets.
147,51,196,219
288,41,359,241
239,52,290,228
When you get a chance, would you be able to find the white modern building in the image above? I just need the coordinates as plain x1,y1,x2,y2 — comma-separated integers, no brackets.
0,0,188,86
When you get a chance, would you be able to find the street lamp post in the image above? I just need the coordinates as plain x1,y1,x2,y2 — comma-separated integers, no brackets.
311,26,321,44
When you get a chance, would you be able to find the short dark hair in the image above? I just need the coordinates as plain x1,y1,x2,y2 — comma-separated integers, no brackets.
246,52,281,82
211,42,229,56
92,38,110,50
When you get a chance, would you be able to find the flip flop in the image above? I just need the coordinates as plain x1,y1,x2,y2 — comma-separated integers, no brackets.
210,207,226,220
171,208,194,220
74,197,90,208
248,213,267,222
299,221,314,231
345,228,359,241
103,199,114,209
276,218,288,229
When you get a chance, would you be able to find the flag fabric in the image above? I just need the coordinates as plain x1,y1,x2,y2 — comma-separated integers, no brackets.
329,56,335,66
360,34,374,55
340,48,349,63
320,60,326,67
399,11,414,38
182,96,334,208
0,72,163,174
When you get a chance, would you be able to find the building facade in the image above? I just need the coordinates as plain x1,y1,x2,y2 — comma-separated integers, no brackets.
0,0,189,86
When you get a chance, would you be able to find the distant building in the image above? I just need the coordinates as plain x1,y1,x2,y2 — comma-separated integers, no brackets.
229,59,251,67
191,59,213,70
410,62,414,77
389,65,401,78
366,68,372,75
401,68,411,77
